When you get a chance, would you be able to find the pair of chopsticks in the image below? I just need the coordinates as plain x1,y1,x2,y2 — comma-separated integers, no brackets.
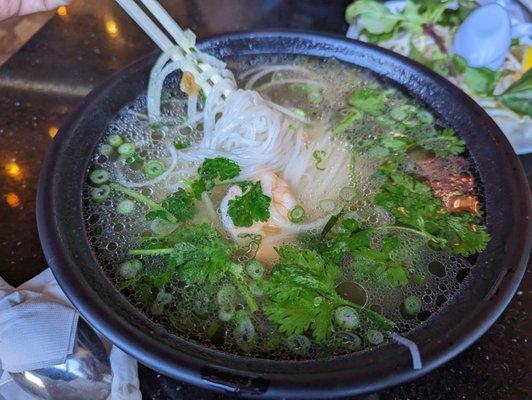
115,0,223,94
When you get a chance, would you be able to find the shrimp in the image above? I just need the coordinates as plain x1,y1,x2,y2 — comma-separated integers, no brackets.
220,171,299,268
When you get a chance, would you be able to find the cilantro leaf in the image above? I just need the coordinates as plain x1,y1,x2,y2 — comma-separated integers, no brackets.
191,157,241,198
228,181,271,227
415,127,465,157
350,236,409,287
374,172,490,257
498,69,532,117
167,223,236,285
348,87,385,116
264,244,395,342
146,188,195,222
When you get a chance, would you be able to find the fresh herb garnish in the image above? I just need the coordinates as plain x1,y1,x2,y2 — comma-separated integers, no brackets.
146,188,195,223
453,55,502,96
313,150,326,170
348,87,385,115
264,244,395,342
228,181,271,227
191,156,240,198
498,69,532,117
129,223,258,312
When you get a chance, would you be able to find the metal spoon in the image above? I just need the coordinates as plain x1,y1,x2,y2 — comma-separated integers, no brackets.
9,319,112,400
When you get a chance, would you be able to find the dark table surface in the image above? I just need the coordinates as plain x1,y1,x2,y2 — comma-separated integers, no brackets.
0,1,530,399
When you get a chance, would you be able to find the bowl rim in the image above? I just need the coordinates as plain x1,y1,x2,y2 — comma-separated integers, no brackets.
37,30,532,398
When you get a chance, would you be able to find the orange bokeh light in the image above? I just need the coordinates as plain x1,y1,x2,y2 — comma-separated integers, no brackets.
105,20,119,37
57,6,68,17
5,192,21,208
4,162,22,179
48,127,59,138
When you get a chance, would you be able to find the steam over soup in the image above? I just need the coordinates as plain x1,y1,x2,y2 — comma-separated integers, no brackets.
84,55,489,360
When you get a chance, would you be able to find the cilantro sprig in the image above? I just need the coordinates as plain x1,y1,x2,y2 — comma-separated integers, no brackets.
264,244,395,342
129,223,258,312
228,181,271,227
191,157,241,199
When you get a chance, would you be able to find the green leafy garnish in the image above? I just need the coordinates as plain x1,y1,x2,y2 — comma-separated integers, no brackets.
498,69,532,117
173,138,191,150
374,172,490,256
191,157,240,198
345,0,450,38
345,0,401,35
129,224,258,312
453,55,502,96
415,127,465,157
349,235,410,287
147,188,195,223
264,244,394,342
348,87,385,115
228,181,271,227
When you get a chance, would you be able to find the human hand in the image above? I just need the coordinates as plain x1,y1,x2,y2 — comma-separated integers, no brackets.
0,0,71,21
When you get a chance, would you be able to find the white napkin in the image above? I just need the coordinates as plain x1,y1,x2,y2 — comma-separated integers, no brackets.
0,269,142,400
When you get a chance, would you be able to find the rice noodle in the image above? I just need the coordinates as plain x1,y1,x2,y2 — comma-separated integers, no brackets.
239,64,314,80
255,78,325,92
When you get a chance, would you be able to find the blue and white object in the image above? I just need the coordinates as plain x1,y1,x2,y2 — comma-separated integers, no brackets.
453,3,512,70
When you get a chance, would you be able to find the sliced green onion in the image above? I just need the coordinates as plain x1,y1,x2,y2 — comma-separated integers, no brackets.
390,106,408,121
149,218,178,236
108,134,123,147
144,160,166,178
403,296,422,315
291,108,307,118
233,318,256,352
118,259,142,279
156,291,173,305
402,118,419,128
217,284,237,306
417,110,434,124
90,185,111,203
173,138,190,150
218,304,235,322
312,150,326,171
116,199,135,215
99,144,113,157
307,90,324,104
366,329,384,345
249,281,264,297
246,260,265,280
285,335,311,356
89,169,110,185
339,186,357,201
288,205,305,223
333,109,362,134
334,306,360,330
118,142,135,157
319,199,336,213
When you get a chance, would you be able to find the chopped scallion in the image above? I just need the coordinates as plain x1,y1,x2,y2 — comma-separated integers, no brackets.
144,160,166,178
116,199,135,215
319,199,336,213
108,134,123,147
313,150,326,171
118,142,136,157
89,169,110,185
288,205,305,223
403,296,422,315
90,185,110,203
118,259,142,279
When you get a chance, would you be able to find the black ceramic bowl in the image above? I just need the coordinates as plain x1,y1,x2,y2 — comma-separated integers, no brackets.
37,31,531,398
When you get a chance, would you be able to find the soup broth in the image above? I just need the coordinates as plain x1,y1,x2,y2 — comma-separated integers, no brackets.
84,55,488,360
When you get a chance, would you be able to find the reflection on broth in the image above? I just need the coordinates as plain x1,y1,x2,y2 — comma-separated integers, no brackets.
83,55,489,360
